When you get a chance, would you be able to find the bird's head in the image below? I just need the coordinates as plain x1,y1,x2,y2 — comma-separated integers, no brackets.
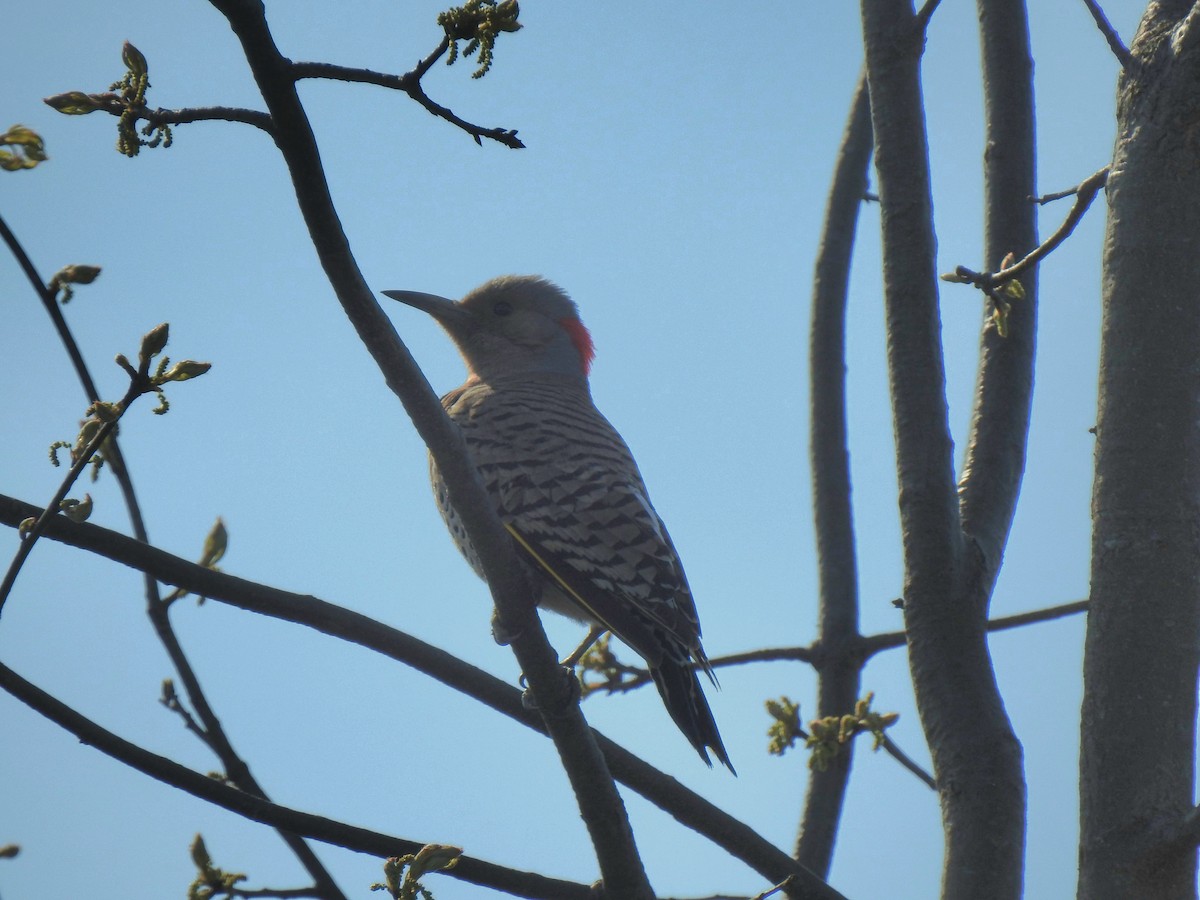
384,275,595,383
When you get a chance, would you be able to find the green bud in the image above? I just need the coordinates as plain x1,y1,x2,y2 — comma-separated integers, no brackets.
139,323,170,364
199,517,228,568
60,494,94,523
407,844,462,880
44,91,106,115
0,125,48,171
159,359,212,383
190,834,211,870
122,42,148,78
999,277,1025,300
18,517,36,537
57,264,102,285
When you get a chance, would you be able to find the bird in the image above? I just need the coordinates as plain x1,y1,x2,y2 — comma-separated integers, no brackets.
383,275,733,771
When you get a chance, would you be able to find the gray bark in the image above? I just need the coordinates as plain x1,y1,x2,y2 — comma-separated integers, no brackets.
1080,3,1200,897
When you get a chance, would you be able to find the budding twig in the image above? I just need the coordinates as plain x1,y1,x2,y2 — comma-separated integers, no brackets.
944,166,1110,297
0,324,209,618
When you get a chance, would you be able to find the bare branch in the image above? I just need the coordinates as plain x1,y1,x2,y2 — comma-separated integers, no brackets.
1,214,343,898
797,67,872,875
45,93,274,134
290,56,524,149
862,0,1030,888
860,598,1089,657
0,661,595,900
1080,0,1134,71
878,735,936,790
0,493,840,896
205,1,646,893
947,166,1109,294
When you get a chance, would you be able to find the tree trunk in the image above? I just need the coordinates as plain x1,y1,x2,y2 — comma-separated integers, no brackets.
1080,4,1200,897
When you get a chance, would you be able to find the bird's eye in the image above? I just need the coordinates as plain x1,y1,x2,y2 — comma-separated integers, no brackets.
492,300,513,317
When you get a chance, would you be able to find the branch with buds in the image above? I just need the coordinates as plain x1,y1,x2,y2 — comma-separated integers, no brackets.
942,166,1110,335
45,10,527,155
0,323,209,617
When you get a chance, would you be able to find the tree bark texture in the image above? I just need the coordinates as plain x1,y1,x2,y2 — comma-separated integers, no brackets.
860,2,1026,896
1080,3,1200,897
796,71,871,877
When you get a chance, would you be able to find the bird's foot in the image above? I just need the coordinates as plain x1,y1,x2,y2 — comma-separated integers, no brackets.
519,665,582,714
490,608,523,646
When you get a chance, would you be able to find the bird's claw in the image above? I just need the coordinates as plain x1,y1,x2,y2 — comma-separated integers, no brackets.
519,665,581,714
491,608,523,646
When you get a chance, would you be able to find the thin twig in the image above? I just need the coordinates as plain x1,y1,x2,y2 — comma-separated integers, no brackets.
0,403,125,615
860,598,1089,657
2,215,344,899
949,166,1109,292
290,53,524,149
878,735,936,790
1080,0,1134,70
4,214,343,897
58,95,275,134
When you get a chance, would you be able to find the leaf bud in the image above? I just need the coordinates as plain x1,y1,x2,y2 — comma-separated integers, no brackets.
139,323,170,364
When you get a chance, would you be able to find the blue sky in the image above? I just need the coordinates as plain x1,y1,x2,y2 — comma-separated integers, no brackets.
2,2,1151,898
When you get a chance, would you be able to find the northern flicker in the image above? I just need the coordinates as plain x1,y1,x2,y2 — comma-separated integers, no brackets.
383,275,733,771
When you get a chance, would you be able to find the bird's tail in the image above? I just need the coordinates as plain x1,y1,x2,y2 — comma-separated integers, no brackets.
650,659,735,774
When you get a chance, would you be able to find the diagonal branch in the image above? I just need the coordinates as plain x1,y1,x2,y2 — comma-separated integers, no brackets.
1,213,344,899
1080,0,1134,71
0,660,593,900
0,493,840,897
947,166,1108,297
204,1,649,895
291,51,523,149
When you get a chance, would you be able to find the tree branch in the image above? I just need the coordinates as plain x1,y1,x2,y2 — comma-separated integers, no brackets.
947,166,1108,296
795,68,872,877
1080,0,1134,71
290,53,524,150
1,213,344,898
0,493,842,898
204,1,648,894
0,661,594,900
860,0,1026,893
860,598,1089,656
958,0,1042,601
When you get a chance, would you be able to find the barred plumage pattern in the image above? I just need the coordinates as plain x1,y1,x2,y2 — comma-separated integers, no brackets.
432,374,732,770
385,274,731,770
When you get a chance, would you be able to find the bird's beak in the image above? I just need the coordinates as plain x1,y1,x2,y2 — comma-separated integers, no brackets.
381,289,458,318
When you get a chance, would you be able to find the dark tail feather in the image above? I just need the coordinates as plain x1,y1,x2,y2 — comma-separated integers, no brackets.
651,659,736,774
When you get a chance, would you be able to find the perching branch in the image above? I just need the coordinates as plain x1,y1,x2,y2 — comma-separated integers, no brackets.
590,597,1090,682
204,1,651,894
0,660,594,900
0,493,840,897
1080,0,1134,71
